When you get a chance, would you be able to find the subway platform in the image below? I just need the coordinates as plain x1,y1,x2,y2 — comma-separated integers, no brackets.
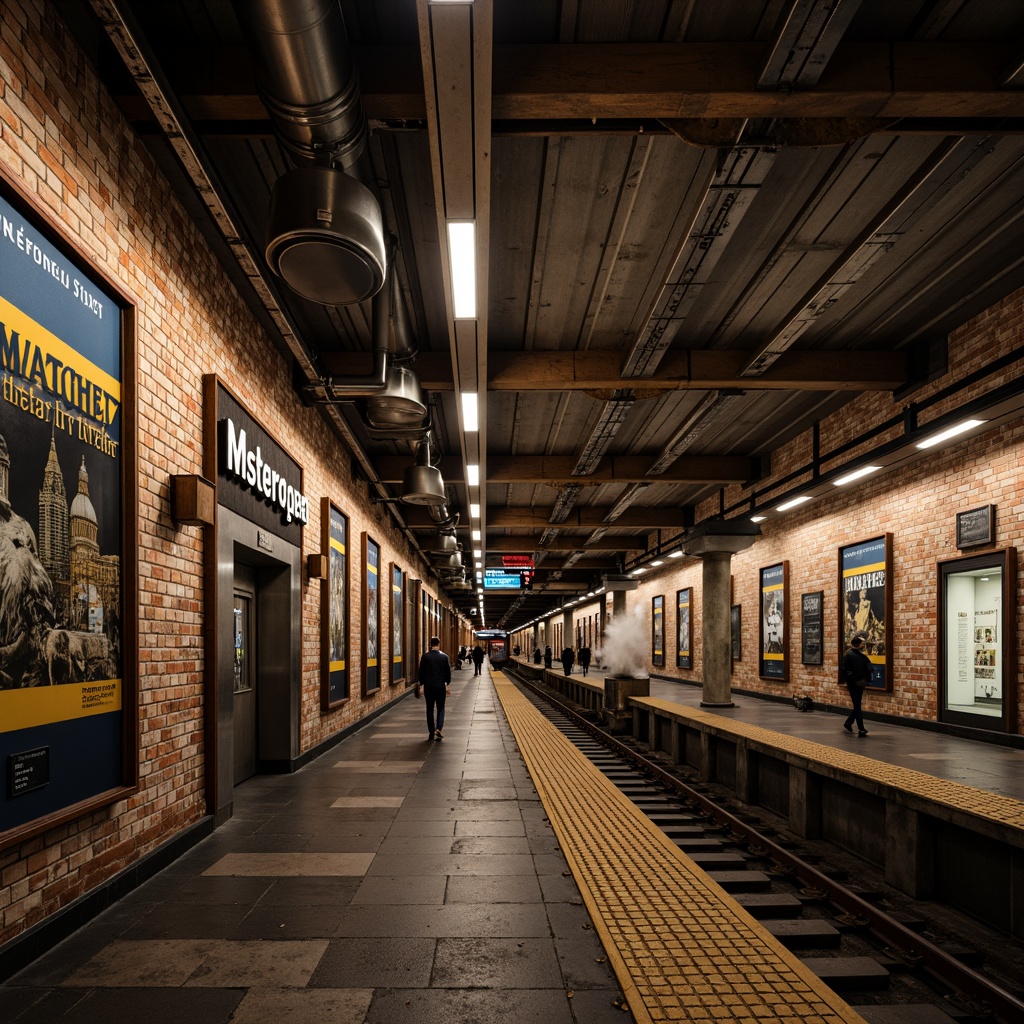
2,662,1021,1024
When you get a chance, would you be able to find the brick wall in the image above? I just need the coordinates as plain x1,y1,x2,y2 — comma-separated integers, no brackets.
0,0,444,945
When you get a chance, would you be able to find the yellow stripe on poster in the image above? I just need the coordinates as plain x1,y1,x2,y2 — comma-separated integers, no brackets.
763,653,784,661
0,680,122,734
330,660,346,673
0,296,121,423
762,583,784,592
843,560,885,577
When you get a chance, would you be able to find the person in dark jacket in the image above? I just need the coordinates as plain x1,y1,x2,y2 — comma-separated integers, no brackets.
840,634,872,736
532,647,541,664
417,636,451,741
578,644,591,677
560,646,575,675
544,646,552,668
470,644,485,675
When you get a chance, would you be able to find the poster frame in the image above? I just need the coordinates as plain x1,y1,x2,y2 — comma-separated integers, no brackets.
651,595,665,667
362,533,381,696
320,498,349,709
838,533,893,692
800,590,824,666
0,171,138,851
390,562,405,685
675,588,692,670
759,561,788,683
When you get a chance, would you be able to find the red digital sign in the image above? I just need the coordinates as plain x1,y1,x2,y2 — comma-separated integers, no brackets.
502,555,535,568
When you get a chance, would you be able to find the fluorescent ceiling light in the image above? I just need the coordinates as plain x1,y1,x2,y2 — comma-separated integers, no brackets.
466,463,479,486
475,561,482,568
447,221,476,318
630,567,648,576
833,465,882,486
470,503,480,518
472,529,481,541
461,392,479,432
776,496,812,512
916,418,986,449
650,560,664,567
751,515,767,523
668,550,683,558
473,549,482,558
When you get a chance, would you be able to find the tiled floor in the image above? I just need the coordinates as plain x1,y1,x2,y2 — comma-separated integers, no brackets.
0,666,628,1024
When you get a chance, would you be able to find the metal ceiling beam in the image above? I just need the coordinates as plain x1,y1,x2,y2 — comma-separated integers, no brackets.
373,454,754,485
486,536,645,553
327,348,907,391
120,41,1024,124
404,507,687,529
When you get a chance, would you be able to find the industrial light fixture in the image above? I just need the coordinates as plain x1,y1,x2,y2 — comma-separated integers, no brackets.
833,465,882,486
470,503,481,518
467,463,480,485
401,438,446,505
750,515,767,523
916,418,986,449
447,221,477,318
668,550,683,558
776,495,812,512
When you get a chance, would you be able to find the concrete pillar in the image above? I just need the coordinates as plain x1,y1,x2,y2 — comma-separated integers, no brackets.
701,550,734,706
531,623,539,655
562,608,574,652
682,519,761,708
612,589,627,619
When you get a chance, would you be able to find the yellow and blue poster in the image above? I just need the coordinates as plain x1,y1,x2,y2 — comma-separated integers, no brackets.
0,189,124,835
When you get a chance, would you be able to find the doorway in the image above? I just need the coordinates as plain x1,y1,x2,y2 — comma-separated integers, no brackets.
233,564,257,783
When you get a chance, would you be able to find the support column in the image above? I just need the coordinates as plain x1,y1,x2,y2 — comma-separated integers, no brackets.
682,519,761,708
562,608,574,659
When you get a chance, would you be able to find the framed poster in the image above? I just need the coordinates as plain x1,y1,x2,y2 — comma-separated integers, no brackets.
759,562,788,682
320,498,348,709
362,533,381,695
956,505,995,550
651,595,665,667
391,563,405,685
801,591,824,666
839,534,893,691
731,605,741,662
676,588,692,669
0,177,137,847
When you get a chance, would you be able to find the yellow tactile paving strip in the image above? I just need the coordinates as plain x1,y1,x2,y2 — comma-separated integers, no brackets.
493,673,868,1024
637,698,1024,833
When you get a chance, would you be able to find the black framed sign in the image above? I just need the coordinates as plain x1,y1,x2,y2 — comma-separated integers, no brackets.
731,605,741,662
801,591,824,666
362,533,381,695
955,505,995,550
759,562,788,682
651,595,665,667
391,563,405,685
321,498,348,709
676,588,692,670
839,533,893,692
0,177,137,847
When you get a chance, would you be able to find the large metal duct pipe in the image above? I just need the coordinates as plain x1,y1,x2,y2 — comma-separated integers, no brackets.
231,0,366,169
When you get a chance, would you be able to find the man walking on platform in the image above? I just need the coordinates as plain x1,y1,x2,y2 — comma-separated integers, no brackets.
470,644,485,676
840,634,872,737
578,644,591,677
560,646,575,676
417,636,451,741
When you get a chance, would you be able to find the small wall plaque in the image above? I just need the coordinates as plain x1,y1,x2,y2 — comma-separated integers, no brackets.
10,746,50,797
956,504,995,550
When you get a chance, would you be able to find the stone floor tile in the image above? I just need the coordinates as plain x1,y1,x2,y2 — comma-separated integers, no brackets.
309,936,435,988
202,852,375,877
228,987,373,1024
351,874,448,905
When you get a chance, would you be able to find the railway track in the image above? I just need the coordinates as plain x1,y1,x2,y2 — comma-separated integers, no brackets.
509,668,1024,1024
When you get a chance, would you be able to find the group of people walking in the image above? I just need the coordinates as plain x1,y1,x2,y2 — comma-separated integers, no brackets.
531,644,592,676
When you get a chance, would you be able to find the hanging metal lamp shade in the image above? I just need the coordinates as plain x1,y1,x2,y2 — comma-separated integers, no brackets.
401,440,446,506
426,531,459,556
366,363,428,429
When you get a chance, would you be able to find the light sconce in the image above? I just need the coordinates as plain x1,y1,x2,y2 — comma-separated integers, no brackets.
171,474,216,526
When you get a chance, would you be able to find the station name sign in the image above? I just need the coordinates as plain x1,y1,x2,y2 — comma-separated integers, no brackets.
223,417,309,525
484,567,523,590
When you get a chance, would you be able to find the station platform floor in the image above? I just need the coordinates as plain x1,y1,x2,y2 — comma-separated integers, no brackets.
2,662,1022,1024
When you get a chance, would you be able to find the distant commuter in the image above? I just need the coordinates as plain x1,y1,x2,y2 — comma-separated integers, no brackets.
544,645,552,668
471,644,485,676
560,646,575,675
533,648,542,664
417,636,451,741
840,634,872,737
578,644,591,677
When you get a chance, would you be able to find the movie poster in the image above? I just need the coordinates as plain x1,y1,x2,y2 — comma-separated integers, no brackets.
364,534,380,693
0,188,125,832
322,500,347,707
839,534,891,690
759,562,787,681
391,563,404,683
676,588,692,669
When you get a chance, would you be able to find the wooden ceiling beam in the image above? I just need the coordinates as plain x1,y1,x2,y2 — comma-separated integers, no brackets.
117,41,1024,125
323,348,906,391
485,536,643,553
373,454,753,484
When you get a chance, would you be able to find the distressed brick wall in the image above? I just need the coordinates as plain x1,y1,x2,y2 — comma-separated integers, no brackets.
0,0,441,945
